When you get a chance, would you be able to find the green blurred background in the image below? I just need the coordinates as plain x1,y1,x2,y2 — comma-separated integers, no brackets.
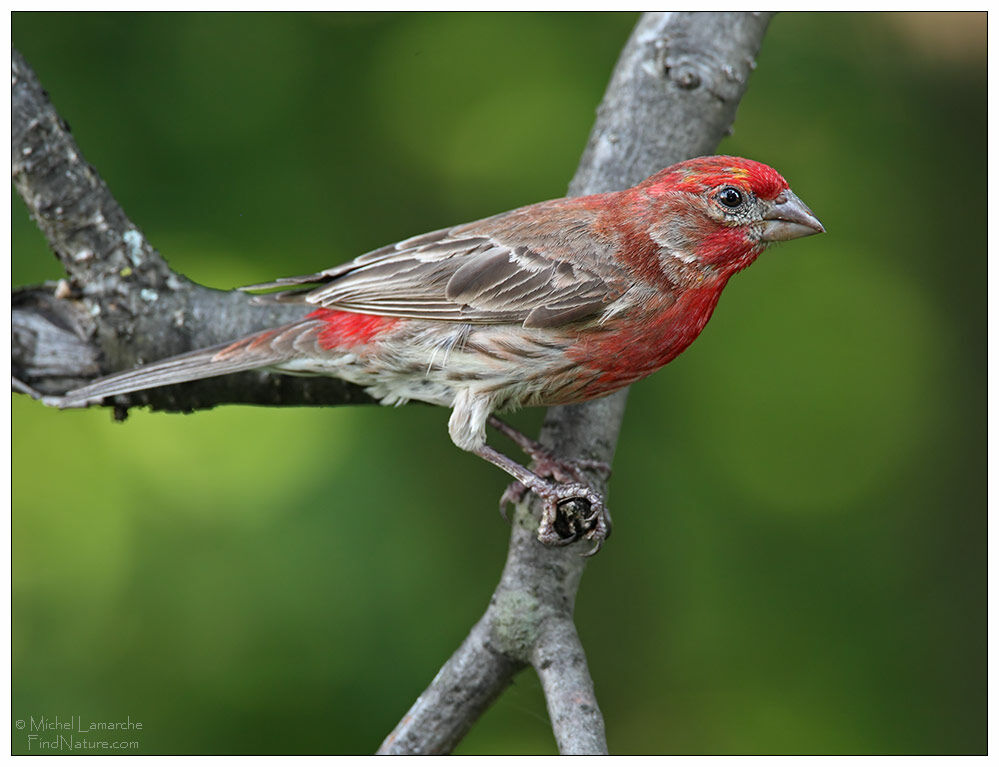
12,12,985,755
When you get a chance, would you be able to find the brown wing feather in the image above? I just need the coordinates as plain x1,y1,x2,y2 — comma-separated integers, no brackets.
244,201,632,328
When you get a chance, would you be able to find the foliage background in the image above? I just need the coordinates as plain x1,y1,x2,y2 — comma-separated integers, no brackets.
12,12,985,755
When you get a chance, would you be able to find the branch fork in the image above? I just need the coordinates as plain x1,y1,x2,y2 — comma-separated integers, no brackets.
12,12,773,754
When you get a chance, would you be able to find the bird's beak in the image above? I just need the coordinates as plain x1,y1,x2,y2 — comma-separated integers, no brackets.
760,190,825,242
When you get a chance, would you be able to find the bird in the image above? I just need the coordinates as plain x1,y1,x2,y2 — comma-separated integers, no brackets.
58,155,824,553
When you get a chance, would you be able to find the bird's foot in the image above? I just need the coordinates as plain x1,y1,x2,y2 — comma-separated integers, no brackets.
497,453,610,526
498,480,528,521
499,475,612,555
479,440,612,554
535,481,612,556
532,453,612,487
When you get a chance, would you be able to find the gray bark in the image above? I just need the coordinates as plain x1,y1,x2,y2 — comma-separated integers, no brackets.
12,47,371,410
12,10,773,754
379,11,773,755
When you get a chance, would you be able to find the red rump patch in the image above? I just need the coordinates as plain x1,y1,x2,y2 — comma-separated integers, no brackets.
307,308,400,350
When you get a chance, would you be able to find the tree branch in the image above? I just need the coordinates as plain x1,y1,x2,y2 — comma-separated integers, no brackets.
13,11,773,754
378,11,774,755
12,47,372,410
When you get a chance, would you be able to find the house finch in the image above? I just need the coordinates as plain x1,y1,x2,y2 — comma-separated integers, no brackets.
60,156,823,553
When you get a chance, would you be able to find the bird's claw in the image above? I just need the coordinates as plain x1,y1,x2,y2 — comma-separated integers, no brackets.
535,481,612,556
496,454,612,555
498,480,528,521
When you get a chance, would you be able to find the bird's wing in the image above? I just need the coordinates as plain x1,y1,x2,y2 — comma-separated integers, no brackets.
244,201,632,329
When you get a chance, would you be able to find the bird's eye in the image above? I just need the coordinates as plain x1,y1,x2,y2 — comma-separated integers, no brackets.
717,187,744,209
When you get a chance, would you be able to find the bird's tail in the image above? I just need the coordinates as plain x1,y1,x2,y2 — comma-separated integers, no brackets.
58,323,310,408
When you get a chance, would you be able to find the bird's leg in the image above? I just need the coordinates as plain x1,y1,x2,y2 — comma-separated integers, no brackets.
487,416,612,486
488,416,612,540
472,442,612,555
